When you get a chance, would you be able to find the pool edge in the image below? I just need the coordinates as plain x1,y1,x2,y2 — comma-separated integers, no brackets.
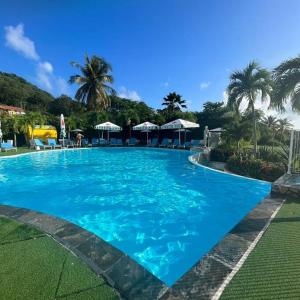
0,193,285,299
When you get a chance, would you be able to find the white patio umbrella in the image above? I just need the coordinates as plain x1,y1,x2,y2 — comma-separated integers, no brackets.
133,121,159,145
60,114,66,146
95,122,122,140
160,119,199,144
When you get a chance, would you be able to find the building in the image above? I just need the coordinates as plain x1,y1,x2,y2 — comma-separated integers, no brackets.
0,104,26,115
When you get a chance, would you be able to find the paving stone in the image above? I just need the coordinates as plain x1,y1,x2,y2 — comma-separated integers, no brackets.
166,255,231,300
54,223,94,248
76,235,124,272
210,233,251,268
105,254,166,300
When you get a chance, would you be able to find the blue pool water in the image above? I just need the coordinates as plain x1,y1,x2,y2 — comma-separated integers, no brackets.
0,148,271,285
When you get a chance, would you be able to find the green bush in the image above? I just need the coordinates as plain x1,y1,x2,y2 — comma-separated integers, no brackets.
227,156,285,182
210,147,234,162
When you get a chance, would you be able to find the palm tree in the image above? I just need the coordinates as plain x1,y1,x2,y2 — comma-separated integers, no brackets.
261,116,278,151
277,118,293,142
272,55,300,112
69,55,115,111
19,112,46,141
162,92,187,113
227,62,273,154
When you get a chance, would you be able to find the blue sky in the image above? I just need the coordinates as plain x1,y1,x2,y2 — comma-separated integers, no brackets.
1,0,300,119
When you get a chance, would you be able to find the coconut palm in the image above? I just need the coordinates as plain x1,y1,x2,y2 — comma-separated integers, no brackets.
277,118,293,142
261,116,278,151
162,92,187,113
227,62,273,154
69,55,115,111
272,55,300,112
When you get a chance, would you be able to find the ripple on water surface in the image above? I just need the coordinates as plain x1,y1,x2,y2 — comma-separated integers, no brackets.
0,148,271,285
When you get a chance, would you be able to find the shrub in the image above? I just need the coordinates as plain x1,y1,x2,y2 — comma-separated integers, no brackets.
210,147,234,162
227,156,285,182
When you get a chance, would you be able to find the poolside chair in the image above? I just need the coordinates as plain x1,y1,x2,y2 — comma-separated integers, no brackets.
92,138,99,147
81,139,90,147
191,139,201,147
180,140,192,149
128,138,137,146
116,139,123,146
159,138,170,147
99,138,107,146
148,138,158,147
48,139,62,149
1,142,17,152
110,138,118,146
33,139,52,150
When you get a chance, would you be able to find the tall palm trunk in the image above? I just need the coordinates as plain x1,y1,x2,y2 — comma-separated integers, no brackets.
251,102,257,156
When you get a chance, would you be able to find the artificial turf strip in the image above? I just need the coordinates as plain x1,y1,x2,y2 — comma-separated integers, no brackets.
221,200,300,300
0,217,118,300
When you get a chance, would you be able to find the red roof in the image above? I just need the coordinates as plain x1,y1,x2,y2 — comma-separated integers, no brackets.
0,104,25,112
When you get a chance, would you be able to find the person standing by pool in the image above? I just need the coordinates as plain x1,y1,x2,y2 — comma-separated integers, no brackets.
76,132,84,147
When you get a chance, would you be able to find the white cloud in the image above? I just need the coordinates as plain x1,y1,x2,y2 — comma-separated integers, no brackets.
200,81,210,90
56,77,70,95
36,61,54,91
4,23,39,60
4,23,70,96
118,86,141,101
162,81,169,88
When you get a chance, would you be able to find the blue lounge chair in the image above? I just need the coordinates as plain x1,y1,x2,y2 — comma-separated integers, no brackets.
99,138,107,145
191,139,201,147
48,138,62,149
1,142,17,152
171,139,182,148
92,138,99,147
148,138,158,147
81,139,89,147
116,139,123,146
159,138,170,147
33,139,52,150
181,141,192,149
128,138,137,146
110,138,118,146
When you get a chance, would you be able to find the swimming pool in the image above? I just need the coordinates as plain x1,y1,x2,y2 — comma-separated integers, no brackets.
0,148,271,286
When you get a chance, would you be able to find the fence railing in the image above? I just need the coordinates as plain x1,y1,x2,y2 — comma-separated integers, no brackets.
288,130,300,174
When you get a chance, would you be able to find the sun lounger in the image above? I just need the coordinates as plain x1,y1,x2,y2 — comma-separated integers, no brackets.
99,138,107,145
48,139,62,149
33,139,52,150
128,138,137,146
116,139,123,146
81,139,89,147
191,139,201,147
178,141,192,149
92,138,99,147
159,138,170,147
1,142,17,152
148,138,158,147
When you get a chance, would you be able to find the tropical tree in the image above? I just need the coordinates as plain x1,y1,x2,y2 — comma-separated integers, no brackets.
227,62,273,154
162,92,187,113
6,116,21,146
261,116,278,151
19,112,46,140
277,118,293,142
272,55,300,112
223,120,251,150
69,55,115,111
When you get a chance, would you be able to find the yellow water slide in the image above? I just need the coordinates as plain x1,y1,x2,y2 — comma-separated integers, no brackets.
26,125,58,142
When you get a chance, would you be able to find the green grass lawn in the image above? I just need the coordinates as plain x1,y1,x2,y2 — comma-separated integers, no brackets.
0,146,35,157
0,217,118,300
221,200,300,299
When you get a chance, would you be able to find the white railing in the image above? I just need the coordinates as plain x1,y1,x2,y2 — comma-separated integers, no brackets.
288,130,300,174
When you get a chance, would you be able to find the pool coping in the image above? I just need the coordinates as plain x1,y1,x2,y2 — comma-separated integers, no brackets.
0,192,285,299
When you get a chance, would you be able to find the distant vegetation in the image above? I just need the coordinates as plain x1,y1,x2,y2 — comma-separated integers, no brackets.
0,54,299,181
